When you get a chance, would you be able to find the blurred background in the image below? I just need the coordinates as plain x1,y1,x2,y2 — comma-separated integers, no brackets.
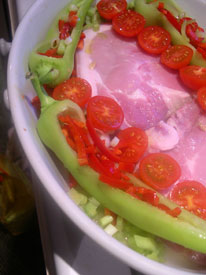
0,1,46,274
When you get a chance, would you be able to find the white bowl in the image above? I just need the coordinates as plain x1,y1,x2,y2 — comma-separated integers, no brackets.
7,0,206,274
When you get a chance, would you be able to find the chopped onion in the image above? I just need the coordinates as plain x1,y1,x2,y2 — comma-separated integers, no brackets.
110,136,120,147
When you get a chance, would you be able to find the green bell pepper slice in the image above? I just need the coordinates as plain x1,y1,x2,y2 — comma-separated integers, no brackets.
31,75,206,254
28,0,93,87
134,0,206,67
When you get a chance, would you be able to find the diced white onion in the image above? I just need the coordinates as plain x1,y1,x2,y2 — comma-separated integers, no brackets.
104,224,118,236
110,136,120,147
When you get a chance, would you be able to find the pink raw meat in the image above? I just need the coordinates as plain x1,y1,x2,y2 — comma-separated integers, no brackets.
166,102,206,187
76,25,190,130
76,25,206,188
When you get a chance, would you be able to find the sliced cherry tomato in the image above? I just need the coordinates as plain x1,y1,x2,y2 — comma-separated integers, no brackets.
52,77,92,107
97,0,127,20
87,96,124,132
112,10,145,38
113,127,148,163
170,181,206,219
160,45,193,70
137,26,171,54
179,65,206,91
197,86,206,111
114,141,144,163
139,153,181,190
118,127,148,151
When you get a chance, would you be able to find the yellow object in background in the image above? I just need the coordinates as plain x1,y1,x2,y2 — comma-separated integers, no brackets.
0,155,35,235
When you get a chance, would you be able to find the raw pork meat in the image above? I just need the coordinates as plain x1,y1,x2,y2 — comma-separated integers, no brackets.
76,24,206,188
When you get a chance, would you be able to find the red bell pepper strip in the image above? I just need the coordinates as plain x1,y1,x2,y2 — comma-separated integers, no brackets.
197,47,206,60
88,153,115,177
99,174,131,190
158,2,181,33
61,127,76,151
68,11,79,27
86,118,120,162
59,115,88,166
157,203,181,217
38,48,63,58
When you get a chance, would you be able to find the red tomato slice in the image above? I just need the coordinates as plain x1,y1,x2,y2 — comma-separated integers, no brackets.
137,26,171,54
87,96,124,132
197,86,206,111
179,65,206,91
112,10,145,38
139,153,181,190
52,77,92,107
97,0,127,20
160,45,193,70
114,127,148,163
170,181,206,219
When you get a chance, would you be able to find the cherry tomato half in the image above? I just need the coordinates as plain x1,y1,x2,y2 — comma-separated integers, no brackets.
179,65,206,91
139,153,181,190
87,96,124,132
170,181,206,219
197,86,206,111
97,0,127,20
52,77,92,108
112,10,145,38
137,26,171,54
114,127,148,163
160,45,193,70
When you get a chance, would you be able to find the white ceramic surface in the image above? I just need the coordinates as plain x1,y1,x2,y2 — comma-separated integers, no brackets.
7,1,206,274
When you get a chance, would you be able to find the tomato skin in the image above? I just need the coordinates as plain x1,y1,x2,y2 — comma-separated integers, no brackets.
114,127,148,163
179,65,206,91
160,45,193,70
139,153,181,190
87,96,124,132
97,0,127,20
52,77,92,107
170,181,206,219
112,10,146,38
197,86,206,111
137,26,171,54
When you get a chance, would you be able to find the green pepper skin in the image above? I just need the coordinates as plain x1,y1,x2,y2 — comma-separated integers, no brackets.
28,0,93,87
31,76,206,254
134,0,206,67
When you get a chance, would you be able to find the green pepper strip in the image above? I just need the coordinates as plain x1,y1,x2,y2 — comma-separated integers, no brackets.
31,75,206,253
28,0,93,87
134,0,206,67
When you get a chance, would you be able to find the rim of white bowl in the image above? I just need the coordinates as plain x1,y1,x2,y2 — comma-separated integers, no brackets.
7,1,204,274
